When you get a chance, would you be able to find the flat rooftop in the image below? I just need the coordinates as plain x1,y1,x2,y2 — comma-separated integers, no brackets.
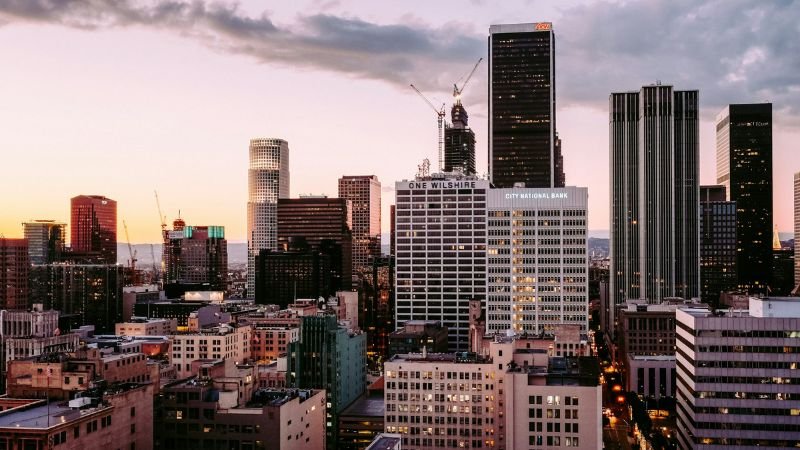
367,435,402,450
341,394,384,418
389,352,491,364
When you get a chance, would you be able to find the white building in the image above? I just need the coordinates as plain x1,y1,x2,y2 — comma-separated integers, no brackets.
676,297,800,449
171,324,251,378
394,175,488,351
486,187,588,335
247,138,290,299
115,317,177,336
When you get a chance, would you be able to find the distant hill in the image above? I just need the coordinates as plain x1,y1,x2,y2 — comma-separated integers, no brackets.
117,242,248,266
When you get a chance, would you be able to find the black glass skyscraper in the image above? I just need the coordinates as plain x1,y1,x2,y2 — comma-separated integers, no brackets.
489,22,564,188
699,185,737,306
716,103,772,293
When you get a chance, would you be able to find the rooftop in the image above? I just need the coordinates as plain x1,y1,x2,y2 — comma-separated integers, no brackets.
389,352,491,364
366,434,402,450
341,394,384,418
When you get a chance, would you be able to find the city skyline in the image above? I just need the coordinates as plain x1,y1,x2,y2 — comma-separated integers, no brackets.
1,1,799,243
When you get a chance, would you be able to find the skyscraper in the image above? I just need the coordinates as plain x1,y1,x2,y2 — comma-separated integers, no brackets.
699,185,737,306
338,175,381,276
70,195,117,264
22,220,66,264
163,219,228,296
486,187,589,335
716,103,773,293
0,239,29,310
795,172,800,290
394,175,487,351
247,138,289,299
443,102,476,175
609,85,699,320
489,22,565,188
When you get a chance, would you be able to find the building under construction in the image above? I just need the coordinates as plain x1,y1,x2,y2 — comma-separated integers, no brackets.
162,217,228,297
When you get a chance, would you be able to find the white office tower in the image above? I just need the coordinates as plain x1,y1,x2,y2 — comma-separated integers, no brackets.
676,297,800,449
486,187,589,335
247,138,289,299
394,174,488,351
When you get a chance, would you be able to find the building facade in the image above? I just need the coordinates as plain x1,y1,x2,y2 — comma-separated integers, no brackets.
254,246,333,308
795,172,800,290
609,85,700,330
716,103,773,294
676,298,800,449
338,175,382,275
278,197,353,290
247,138,290,298
70,195,117,264
170,324,251,378
29,263,123,333
22,220,66,264
0,239,28,310
699,185,737,306
394,176,488,351
443,102,476,175
486,187,589,335
489,22,564,188
287,315,366,448
163,221,228,293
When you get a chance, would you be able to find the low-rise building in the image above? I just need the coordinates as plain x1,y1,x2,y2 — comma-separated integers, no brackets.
388,320,448,356
251,325,299,363
338,382,385,450
155,360,325,450
171,323,251,378
0,383,153,450
115,317,177,336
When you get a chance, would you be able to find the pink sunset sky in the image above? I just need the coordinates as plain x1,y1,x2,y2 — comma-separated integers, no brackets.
1,0,799,243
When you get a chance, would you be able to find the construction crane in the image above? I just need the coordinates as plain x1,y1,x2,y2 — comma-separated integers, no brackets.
123,220,137,284
410,84,446,173
154,190,167,238
453,57,483,104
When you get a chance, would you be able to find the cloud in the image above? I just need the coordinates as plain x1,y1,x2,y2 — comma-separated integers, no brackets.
0,0,798,119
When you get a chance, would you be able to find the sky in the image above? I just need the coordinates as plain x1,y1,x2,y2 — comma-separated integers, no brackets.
1,0,799,243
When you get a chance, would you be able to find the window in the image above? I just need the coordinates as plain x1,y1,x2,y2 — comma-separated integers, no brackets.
131,407,136,417
131,424,136,434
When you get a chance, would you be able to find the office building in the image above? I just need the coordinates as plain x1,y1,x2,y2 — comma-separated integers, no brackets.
22,220,66,264
115,317,177,336
384,352,498,449
394,175,488,351
505,358,602,450
29,263,123,333
390,205,396,256
676,297,800,449
0,238,28,310
716,103,773,293
360,255,395,363
443,102,476,175
609,85,700,330
247,138,290,298
338,385,386,450
278,197,353,290
163,219,228,295
486,186,589,335
489,22,564,188
287,315,366,448
339,175,382,275
254,243,334,308
699,185,737,306
70,195,117,264
795,172,800,290
772,245,795,296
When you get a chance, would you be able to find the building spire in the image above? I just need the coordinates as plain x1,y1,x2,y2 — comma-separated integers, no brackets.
773,224,781,250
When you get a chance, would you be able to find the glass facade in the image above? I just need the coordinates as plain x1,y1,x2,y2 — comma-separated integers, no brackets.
70,195,117,264
489,23,564,188
699,187,737,306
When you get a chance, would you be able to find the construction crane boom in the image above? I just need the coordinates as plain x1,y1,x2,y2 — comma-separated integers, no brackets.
123,220,137,284
154,190,167,236
453,57,483,102
410,84,446,173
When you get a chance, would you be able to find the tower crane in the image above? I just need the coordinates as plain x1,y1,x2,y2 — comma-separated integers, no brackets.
154,190,167,238
453,57,483,104
410,84,446,173
123,220,137,284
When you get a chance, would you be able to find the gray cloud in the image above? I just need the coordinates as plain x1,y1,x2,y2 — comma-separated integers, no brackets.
0,0,798,119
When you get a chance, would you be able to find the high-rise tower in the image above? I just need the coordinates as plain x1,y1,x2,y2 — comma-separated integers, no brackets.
609,85,699,323
22,220,66,264
247,138,290,298
70,195,117,264
489,22,565,188
443,102,476,175
338,175,381,278
795,172,800,290
716,103,772,294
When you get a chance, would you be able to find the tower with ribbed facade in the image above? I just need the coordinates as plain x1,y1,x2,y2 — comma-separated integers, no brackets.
609,85,699,328
247,138,289,299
